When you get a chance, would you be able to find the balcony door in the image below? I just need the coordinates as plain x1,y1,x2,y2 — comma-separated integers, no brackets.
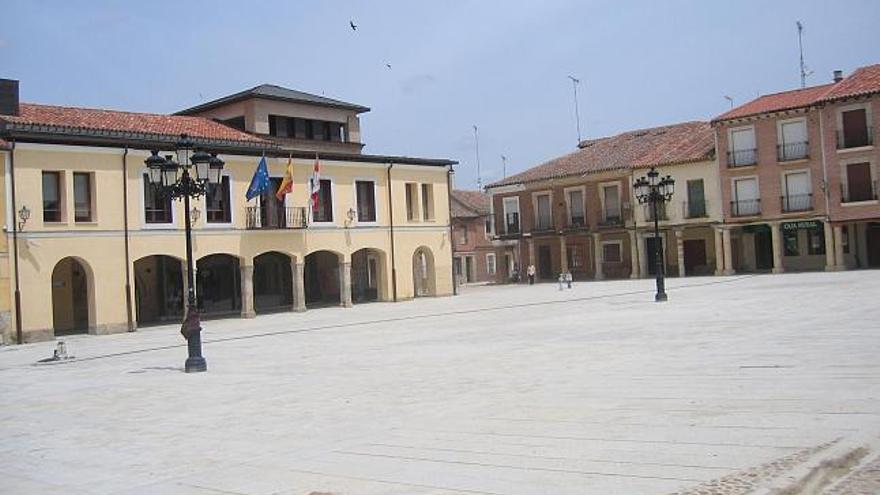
842,109,869,148
260,177,285,228
535,193,552,230
846,163,873,202
733,178,759,215
686,179,706,217
602,185,620,222
784,171,810,211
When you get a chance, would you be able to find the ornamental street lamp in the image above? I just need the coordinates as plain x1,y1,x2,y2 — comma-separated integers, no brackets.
633,167,675,302
145,134,225,373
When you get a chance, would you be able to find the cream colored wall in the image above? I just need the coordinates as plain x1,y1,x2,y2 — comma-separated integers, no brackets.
631,159,721,226
3,144,452,342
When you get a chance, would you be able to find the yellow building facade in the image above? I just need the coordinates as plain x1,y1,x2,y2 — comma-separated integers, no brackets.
0,82,455,343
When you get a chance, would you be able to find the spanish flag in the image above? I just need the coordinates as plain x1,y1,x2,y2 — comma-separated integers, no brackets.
275,155,294,200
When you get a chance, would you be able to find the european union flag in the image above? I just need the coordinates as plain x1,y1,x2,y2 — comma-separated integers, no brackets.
246,156,271,201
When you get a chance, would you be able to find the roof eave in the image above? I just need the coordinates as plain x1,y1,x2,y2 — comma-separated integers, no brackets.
176,93,370,116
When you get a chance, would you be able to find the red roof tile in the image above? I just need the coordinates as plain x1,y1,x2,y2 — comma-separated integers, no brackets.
451,190,491,217
487,121,714,188
1,103,269,144
712,84,834,122
820,63,880,102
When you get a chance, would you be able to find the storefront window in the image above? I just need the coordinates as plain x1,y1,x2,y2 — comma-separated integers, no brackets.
807,228,825,255
783,230,799,256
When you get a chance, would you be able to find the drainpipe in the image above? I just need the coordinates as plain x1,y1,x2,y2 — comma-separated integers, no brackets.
122,146,134,332
9,139,22,344
386,162,397,301
447,165,457,295
818,106,832,219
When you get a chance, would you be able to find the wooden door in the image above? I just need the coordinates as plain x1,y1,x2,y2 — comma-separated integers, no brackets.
683,239,707,276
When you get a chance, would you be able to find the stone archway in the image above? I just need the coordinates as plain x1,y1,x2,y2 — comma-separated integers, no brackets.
254,251,293,314
134,255,184,326
197,254,241,317
412,247,436,297
304,250,343,307
51,257,94,335
351,248,386,303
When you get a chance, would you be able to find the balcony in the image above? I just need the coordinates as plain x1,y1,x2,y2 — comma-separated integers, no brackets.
841,180,879,203
245,206,307,229
727,148,757,168
600,207,623,227
777,142,809,162
564,215,588,231
730,199,761,217
837,128,874,150
682,199,707,219
643,203,668,222
501,212,521,237
781,194,813,212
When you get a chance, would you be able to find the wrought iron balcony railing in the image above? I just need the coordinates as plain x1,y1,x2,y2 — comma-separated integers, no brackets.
730,198,761,217
777,141,809,161
643,203,668,222
837,127,874,149
780,193,813,212
504,212,520,235
682,199,707,219
600,207,623,226
245,206,307,229
841,180,879,203
727,148,757,167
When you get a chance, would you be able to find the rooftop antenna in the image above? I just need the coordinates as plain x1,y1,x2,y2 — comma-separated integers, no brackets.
567,75,582,144
473,125,482,190
796,21,813,88
501,154,508,179
724,95,733,109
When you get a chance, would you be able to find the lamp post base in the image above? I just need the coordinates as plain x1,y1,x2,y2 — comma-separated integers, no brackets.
185,356,207,373
655,291,668,302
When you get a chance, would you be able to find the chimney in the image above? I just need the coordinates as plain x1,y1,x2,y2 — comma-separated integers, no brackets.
0,79,20,116
833,70,843,83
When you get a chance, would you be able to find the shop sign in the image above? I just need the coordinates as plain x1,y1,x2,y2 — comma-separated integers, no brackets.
782,220,821,231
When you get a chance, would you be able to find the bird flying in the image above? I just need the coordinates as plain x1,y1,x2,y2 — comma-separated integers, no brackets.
350,20,357,31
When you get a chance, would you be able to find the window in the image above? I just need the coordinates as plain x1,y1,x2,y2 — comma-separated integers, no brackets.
143,174,172,224
567,244,585,269
602,242,622,263
502,196,520,233
783,229,799,256
42,171,62,222
567,189,585,226
840,108,870,149
221,116,245,131
778,119,808,161
783,171,811,211
729,127,757,166
844,162,874,202
807,227,825,255
329,122,344,142
602,185,620,222
405,183,419,221
421,184,434,220
355,180,376,222
73,172,92,222
313,179,333,222
293,118,307,139
206,175,232,223
732,177,759,216
485,217,493,236
486,253,496,276
535,193,552,230
686,179,706,218
458,225,468,245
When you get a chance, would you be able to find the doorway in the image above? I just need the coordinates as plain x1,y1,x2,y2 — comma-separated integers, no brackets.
683,239,707,276
867,223,880,267
254,252,293,313
537,245,553,279
196,254,241,316
134,255,184,326
645,236,664,276
51,257,91,335
754,227,773,271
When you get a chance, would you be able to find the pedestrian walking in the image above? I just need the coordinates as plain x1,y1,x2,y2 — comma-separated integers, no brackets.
527,264,536,285
565,271,573,289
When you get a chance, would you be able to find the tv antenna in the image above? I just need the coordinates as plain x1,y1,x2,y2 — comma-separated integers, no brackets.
473,125,482,190
567,75,582,144
501,154,508,179
796,21,813,88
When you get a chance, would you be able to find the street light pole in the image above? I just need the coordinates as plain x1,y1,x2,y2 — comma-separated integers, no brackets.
145,134,224,373
633,167,675,302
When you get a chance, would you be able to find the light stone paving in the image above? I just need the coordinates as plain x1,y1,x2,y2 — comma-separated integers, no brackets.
1,271,879,495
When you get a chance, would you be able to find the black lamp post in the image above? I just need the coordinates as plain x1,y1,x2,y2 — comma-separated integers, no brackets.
633,167,675,302
145,134,224,372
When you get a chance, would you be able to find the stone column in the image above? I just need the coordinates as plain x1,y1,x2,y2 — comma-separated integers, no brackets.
770,223,784,274
675,228,686,277
560,238,568,274
722,227,735,275
292,260,306,312
592,232,604,280
823,222,836,271
637,232,647,278
340,262,353,308
527,238,535,267
714,228,724,276
240,265,256,318
628,229,640,279
833,225,846,270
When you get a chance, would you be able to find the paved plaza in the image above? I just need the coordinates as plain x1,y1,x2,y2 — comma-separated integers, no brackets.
1,271,879,494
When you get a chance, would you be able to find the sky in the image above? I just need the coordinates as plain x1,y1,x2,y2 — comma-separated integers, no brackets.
2,0,879,190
